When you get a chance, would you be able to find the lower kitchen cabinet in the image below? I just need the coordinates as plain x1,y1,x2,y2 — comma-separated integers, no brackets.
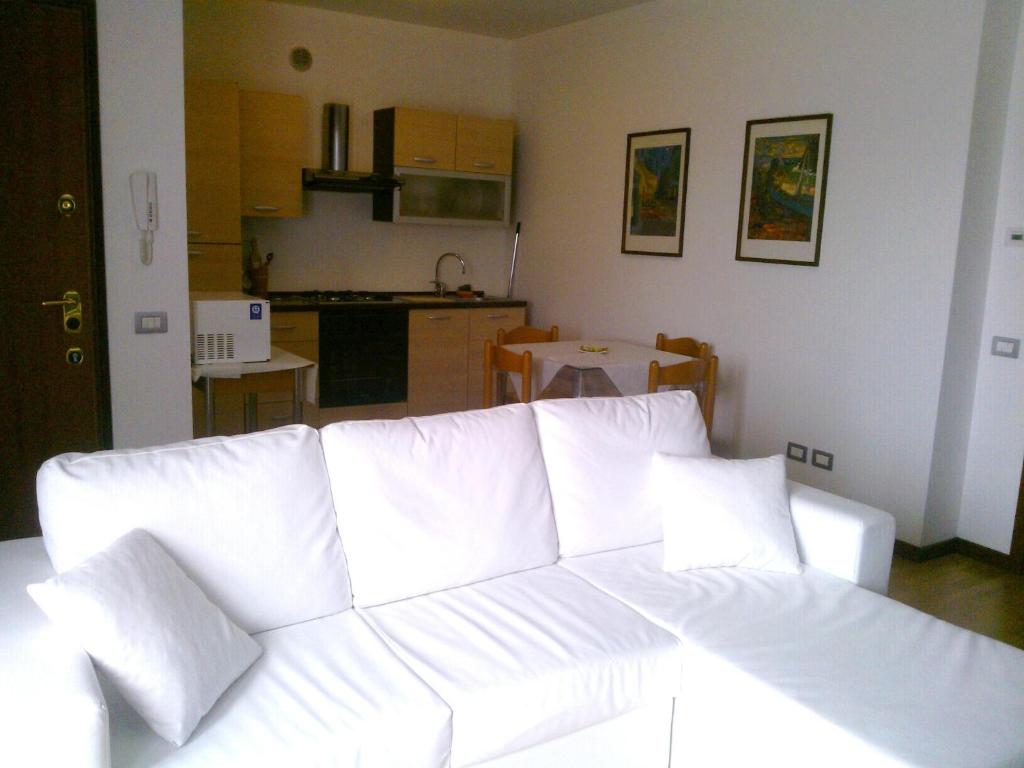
407,309,469,416
466,306,526,410
408,305,526,416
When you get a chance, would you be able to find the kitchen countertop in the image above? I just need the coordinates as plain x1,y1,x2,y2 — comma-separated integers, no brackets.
268,292,528,312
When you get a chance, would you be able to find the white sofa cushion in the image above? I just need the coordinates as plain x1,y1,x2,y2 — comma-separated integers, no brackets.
104,610,453,768
320,404,558,607
656,454,801,574
532,391,710,557
362,565,681,768
37,425,352,633
560,543,1024,767
27,529,261,746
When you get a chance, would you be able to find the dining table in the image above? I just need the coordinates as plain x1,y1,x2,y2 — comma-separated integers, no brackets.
500,339,695,400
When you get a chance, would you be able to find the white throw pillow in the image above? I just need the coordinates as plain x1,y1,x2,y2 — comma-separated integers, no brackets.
27,529,262,746
656,454,802,574
533,391,711,557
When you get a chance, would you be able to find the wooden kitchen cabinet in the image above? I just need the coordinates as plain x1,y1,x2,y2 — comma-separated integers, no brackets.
407,308,469,416
377,107,457,171
466,306,526,410
184,80,242,246
455,115,515,175
187,243,242,292
240,90,306,218
257,311,319,428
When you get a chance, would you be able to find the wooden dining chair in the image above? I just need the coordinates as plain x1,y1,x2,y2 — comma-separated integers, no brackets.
647,354,718,435
483,339,533,407
655,332,710,360
497,324,559,345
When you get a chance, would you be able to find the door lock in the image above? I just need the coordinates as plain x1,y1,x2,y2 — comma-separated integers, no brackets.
66,347,84,366
57,194,77,216
41,290,83,334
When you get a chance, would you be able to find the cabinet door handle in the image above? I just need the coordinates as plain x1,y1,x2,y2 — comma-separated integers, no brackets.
473,161,495,169
427,315,451,321
250,205,280,212
412,156,436,164
188,250,204,258
271,325,297,331
486,313,509,320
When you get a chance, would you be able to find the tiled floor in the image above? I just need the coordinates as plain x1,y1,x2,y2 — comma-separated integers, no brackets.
888,553,1024,650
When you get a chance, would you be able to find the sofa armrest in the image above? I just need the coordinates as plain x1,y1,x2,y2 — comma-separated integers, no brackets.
0,537,110,768
786,481,896,594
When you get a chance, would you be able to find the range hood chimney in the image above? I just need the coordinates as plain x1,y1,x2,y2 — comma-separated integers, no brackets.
302,103,402,193
322,103,348,172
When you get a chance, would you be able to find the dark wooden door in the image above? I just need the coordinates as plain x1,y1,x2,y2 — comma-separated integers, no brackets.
0,0,110,540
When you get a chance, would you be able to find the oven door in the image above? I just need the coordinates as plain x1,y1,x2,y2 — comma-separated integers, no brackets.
318,308,408,407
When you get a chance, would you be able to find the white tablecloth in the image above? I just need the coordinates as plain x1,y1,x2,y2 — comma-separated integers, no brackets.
501,340,693,399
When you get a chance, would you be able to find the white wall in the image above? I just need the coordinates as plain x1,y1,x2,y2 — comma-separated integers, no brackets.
97,0,193,448
183,0,517,296
958,6,1024,553
925,0,1023,548
512,0,985,544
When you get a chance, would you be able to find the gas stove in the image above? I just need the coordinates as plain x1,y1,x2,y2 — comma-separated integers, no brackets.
268,290,394,305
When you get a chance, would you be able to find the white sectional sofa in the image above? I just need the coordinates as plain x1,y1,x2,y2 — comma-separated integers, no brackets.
2,391,1023,768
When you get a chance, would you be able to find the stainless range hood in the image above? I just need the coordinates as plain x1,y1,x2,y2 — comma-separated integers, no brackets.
302,104,402,194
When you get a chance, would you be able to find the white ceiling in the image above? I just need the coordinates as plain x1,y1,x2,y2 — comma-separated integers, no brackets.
273,0,653,39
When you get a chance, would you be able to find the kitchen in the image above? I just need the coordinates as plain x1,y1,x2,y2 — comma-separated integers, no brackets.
184,0,528,434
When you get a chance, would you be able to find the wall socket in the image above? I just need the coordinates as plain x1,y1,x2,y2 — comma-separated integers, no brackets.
811,449,834,471
786,442,808,462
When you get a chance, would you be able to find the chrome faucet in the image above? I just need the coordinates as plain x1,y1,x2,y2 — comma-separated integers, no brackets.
432,252,466,296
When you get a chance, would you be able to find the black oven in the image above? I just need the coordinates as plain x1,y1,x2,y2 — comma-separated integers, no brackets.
318,307,408,407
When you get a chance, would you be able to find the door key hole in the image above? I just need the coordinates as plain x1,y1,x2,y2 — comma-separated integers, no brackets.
66,347,84,366
58,194,77,216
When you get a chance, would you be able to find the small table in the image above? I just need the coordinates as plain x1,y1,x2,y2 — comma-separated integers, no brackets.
192,346,316,435
501,340,694,399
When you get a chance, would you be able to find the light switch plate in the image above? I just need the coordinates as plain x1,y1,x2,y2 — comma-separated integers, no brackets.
991,336,1020,358
786,442,808,462
1007,227,1024,246
134,311,168,334
811,449,834,471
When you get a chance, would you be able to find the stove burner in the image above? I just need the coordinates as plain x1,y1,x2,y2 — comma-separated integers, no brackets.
269,290,394,304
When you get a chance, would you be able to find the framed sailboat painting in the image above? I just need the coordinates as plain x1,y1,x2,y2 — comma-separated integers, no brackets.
735,113,832,266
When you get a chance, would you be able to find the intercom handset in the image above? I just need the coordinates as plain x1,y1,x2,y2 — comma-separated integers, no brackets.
130,171,158,265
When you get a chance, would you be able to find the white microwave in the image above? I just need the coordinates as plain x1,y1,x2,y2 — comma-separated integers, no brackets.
190,292,270,364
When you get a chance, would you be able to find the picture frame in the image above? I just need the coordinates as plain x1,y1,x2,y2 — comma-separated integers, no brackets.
621,128,690,257
735,113,832,266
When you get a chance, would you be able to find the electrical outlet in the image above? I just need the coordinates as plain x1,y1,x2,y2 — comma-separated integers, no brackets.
786,442,808,462
811,449,834,471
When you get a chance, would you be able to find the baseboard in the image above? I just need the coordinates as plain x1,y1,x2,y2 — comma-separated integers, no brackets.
895,537,1015,570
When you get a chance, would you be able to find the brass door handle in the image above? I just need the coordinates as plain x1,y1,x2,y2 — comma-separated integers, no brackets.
42,290,83,334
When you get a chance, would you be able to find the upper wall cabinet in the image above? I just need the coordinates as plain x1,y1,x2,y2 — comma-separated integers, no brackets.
184,80,241,245
373,107,515,225
455,115,514,175
239,90,306,218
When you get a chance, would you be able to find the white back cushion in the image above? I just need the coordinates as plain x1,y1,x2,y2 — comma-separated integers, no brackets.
37,426,352,633
533,391,711,557
320,404,558,607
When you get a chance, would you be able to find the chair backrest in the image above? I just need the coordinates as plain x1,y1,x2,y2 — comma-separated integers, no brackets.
497,324,559,345
647,354,718,436
655,332,709,360
483,339,533,407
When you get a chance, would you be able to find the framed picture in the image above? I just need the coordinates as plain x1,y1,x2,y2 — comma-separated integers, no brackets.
621,128,690,257
735,113,832,266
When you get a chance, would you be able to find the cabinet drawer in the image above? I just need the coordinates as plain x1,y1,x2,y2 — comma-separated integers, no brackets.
270,312,318,345
456,116,514,175
187,243,241,292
